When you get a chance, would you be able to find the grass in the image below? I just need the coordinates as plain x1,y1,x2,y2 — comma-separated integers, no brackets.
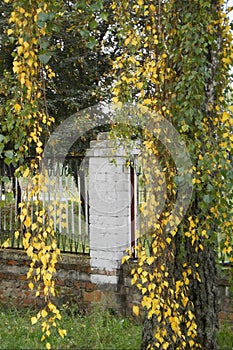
217,324,233,350
0,305,141,349
0,306,232,349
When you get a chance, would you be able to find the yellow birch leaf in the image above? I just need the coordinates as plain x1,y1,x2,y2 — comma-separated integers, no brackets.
189,340,195,347
133,305,139,316
136,82,143,89
141,277,147,284
182,296,189,307
21,208,27,216
14,103,21,113
23,168,30,177
20,75,26,85
112,96,119,104
28,282,34,290
15,231,20,239
46,343,51,350
122,255,130,264
58,328,67,338
36,146,43,154
56,313,62,320
48,302,55,311
7,28,13,35
31,223,37,231
222,111,230,122
24,216,31,228
42,309,48,318
17,46,24,55
147,256,155,265
164,280,169,288
188,310,194,320
144,98,152,105
125,37,131,46
1,239,9,248
27,58,33,67
31,316,37,325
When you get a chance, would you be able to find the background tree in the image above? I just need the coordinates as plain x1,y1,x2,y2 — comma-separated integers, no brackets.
46,0,116,155
0,0,114,213
0,0,114,157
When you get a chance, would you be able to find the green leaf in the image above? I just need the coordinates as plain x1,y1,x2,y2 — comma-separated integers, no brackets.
100,12,108,21
0,134,4,142
80,29,90,38
39,39,49,50
181,124,189,132
89,0,103,12
38,53,51,64
1,176,10,184
38,12,49,21
5,150,13,159
87,37,98,49
203,195,211,204
89,19,98,30
4,157,12,166
74,0,86,10
0,143,4,155
38,12,54,22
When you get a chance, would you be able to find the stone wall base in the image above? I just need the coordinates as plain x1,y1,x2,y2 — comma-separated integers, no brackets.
0,249,232,325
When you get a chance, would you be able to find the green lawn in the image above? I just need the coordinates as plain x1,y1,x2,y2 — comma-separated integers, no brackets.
0,306,232,349
0,306,141,349
218,324,233,350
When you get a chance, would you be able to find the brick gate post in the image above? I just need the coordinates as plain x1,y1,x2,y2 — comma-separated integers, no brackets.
86,132,134,284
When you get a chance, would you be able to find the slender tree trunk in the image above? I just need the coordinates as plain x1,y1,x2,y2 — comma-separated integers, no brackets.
141,315,158,350
187,243,219,349
140,242,219,350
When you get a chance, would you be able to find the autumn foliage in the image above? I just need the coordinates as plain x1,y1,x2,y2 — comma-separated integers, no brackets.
0,0,232,349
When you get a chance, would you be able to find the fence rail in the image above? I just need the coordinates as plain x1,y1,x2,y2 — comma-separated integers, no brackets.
0,157,89,254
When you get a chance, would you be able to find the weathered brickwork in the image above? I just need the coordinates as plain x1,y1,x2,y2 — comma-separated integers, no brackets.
0,249,232,326
0,249,129,314
0,249,92,309
217,269,233,327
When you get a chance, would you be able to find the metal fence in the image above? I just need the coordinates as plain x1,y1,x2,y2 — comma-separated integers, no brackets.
0,157,89,254
0,156,150,256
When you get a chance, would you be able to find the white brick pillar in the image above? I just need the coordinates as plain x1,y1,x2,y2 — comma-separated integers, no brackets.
86,132,132,284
